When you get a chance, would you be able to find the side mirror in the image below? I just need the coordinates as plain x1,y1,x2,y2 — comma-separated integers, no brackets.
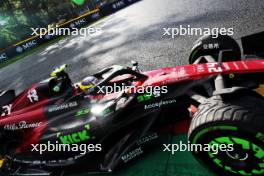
131,60,140,72
131,60,138,66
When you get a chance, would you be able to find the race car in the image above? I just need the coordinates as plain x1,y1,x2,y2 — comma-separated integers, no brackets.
0,32,264,176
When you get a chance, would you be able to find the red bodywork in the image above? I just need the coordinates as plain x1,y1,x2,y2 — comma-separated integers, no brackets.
1,59,264,151
141,60,264,86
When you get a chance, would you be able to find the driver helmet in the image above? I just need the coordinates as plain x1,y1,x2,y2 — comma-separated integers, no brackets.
79,76,98,91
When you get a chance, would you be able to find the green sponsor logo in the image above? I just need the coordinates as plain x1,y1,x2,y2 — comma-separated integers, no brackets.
76,108,112,117
71,0,85,5
137,94,153,103
57,124,91,144
75,108,90,117
103,108,112,115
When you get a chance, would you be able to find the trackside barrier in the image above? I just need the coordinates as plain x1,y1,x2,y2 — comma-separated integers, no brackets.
0,0,141,64
100,0,140,15
0,9,101,64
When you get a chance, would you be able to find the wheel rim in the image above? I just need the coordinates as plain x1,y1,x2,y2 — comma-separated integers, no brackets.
191,125,264,175
207,136,264,175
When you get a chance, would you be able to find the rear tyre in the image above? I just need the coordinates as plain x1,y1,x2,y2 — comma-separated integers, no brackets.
188,92,264,176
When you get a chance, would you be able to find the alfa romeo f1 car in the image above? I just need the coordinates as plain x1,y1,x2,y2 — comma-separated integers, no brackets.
0,32,264,176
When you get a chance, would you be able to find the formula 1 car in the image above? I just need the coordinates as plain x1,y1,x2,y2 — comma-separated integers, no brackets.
0,32,264,176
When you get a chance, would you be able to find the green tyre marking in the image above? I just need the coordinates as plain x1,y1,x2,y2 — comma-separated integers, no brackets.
238,170,251,176
192,126,237,144
213,158,222,167
215,137,233,144
252,143,264,159
232,137,250,150
224,166,237,174
207,136,264,175
252,169,264,174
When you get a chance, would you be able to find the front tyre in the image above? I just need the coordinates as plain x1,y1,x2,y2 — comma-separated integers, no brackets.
188,92,264,176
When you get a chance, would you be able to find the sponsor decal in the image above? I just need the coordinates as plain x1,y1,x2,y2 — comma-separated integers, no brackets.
1,104,12,117
222,63,230,71
71,18,86,27
22,40,37,50
11,154,85,165
4,121,42,130
232,62,239,69
137,94,153,103
91,12,100,19
207,63,222,73
17,40,38,53
27,89,39,103
102,108,113,116
57,124,91,144
178,67,186,76
241,61,249,69
203,43,219,50
44,34,52,40
197,65,205,73
121,147,143,163
144,99,177,110
75,108,90,117
16,46,23,53
162,76,191,85
70,23,76,28
48,101,78,113
137,92,162,103
136,133,158,145
112,0,126,9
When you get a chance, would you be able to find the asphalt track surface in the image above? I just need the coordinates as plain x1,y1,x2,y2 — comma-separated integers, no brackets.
1,0,264,93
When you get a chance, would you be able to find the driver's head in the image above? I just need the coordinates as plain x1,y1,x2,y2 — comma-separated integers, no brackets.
79,76,98,91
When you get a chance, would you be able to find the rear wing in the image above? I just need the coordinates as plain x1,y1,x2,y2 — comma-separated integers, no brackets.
241,31,264,57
